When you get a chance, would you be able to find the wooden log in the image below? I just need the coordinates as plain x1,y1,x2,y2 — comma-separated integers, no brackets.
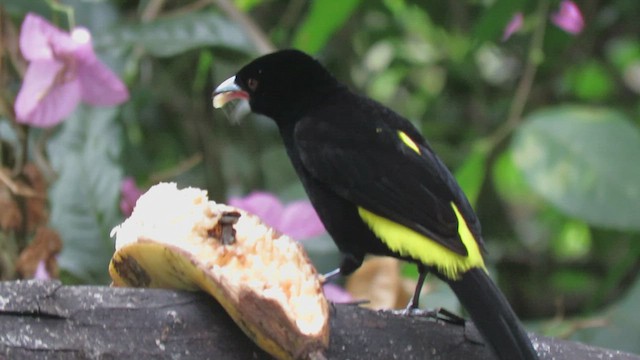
0,280,637,360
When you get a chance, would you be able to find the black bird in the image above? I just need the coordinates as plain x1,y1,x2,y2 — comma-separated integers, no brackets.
213,49,538,360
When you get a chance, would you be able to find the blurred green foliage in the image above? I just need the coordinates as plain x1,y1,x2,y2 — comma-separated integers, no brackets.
1,0,639,354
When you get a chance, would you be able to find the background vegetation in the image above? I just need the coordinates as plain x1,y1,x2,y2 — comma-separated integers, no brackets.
1,0,639,354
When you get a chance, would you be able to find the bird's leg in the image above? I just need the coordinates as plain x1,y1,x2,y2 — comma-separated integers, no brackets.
321,255,370,306
402,264,428,315
320,253,363,284
320,268,341,283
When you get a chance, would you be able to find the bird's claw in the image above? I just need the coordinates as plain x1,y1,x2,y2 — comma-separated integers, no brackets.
388,307,466,325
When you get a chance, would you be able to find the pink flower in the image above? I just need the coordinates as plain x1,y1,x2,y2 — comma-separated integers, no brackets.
229,191,326,240
502,12,524,41
14,13,129,128
323,283,353,303
120,177,144,217
33,260,51,280
551,1,584,34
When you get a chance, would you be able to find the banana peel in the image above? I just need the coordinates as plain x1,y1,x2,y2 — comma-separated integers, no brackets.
109,183,329,360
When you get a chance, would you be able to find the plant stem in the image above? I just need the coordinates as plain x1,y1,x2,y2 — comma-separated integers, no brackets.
488,0,550,150
45,0,75,30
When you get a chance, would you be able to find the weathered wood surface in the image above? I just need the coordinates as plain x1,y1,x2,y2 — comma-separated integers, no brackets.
0,280,637,360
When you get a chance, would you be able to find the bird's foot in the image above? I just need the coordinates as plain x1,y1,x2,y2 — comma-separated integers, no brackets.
430,307,466,325
399,299,420,316
388,307,466,325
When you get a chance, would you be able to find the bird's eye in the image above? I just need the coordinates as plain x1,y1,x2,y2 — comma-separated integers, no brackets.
247,78,259,92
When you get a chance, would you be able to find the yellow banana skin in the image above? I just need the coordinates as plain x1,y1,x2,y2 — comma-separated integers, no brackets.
109,183,329,360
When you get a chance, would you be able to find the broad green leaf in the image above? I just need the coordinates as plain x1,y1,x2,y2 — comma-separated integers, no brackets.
292,0,362,54
512,106,640,231
454,142,489,208
67,0,119,33
3,0,54,19
94,11,254,57
48,106,124,284
573,273,640,354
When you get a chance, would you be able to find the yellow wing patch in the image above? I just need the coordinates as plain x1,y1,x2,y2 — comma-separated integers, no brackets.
398,131,421,154
358,203,486,280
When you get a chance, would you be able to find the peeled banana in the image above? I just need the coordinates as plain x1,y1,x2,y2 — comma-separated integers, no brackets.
109,183,329,360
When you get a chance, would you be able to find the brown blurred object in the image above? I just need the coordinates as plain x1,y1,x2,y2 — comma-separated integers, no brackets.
0,191,21,230
0,164,47,231
21,163,49,231
346,256,424,310
15,227,62,279
0,164,58,280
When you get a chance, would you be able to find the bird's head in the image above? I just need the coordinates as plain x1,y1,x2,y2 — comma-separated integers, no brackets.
213,49,339,123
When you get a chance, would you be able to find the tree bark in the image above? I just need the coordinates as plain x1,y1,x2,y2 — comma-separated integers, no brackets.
0,280,636,360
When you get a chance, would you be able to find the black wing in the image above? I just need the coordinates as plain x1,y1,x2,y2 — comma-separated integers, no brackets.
294,101,483,256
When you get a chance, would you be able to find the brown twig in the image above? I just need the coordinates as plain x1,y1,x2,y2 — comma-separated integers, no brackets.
148,153,203,184
140,0,166,23
0,167,43,199
161,0,213,18
210,0,275,54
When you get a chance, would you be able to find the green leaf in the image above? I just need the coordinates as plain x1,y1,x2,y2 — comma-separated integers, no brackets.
48,106,124,284
472,0,525,46
566,61,615,101
606,38,640,71
292,0,362,54
492,149,539,205
367,67,407,103
94,11,254,57
234,0,263,11
454,142,489,208
572,274,640,354
551,220,592,260
512,105,640,231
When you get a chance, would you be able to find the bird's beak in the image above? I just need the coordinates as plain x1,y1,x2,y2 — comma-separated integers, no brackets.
212,76,249,109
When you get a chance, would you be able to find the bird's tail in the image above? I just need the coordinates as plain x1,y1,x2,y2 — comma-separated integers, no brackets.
447,268,538,360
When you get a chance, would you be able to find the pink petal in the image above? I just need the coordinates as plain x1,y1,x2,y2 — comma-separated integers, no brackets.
551,1,584,34
19,13,75,61
502,13,524,42
70,27,128,106
14,59,81,127
323,283,353,303
33,260,51,280
77,60,129,106
19,14,54,60
15,60,61,117
229,191,284,229
120,177,144,216
278,200,326,240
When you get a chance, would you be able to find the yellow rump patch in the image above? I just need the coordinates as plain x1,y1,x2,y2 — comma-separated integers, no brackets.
358,203,486,280
398,131,421,154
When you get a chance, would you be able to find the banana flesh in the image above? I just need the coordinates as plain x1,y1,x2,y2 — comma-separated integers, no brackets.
109,183,329,360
